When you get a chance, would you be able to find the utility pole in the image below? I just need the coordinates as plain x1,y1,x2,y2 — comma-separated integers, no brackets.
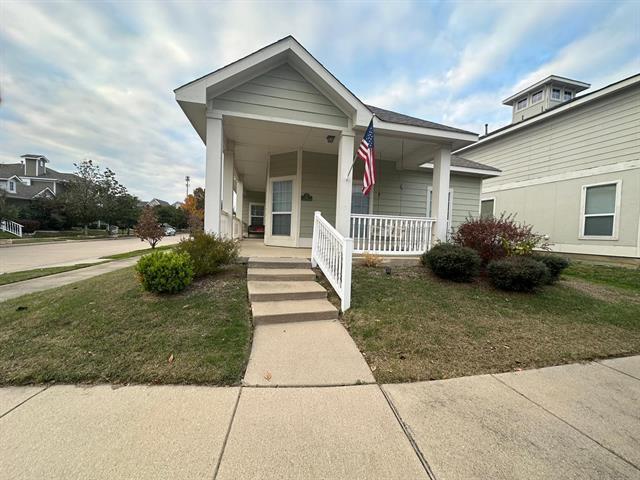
185,175,190,198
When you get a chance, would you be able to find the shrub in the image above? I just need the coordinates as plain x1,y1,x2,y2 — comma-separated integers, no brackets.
175,232,238,278
487,256,549,292
361,252,383,267
422,243,481,282
452,213,548,265
533,254,570,284
16,219,40,234
135,250,194,294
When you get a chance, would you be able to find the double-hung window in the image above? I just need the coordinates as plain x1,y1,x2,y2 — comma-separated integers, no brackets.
580,181,620,239
564,90,573,101
516,97,528,111
551,88,562,101
250,204,264,227
531,90,543,104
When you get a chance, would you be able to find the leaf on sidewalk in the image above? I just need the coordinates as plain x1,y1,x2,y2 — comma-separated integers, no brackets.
168,353,174,364
264,371,272,381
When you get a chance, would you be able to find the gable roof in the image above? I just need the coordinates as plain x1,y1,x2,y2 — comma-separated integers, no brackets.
175,36,477,148
420,155,501,178
0,163,77,182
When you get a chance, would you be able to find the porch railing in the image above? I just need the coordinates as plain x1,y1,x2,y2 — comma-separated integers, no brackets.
0,219,23,238
232,216,243,240
311,211,353,312
350,214,435,255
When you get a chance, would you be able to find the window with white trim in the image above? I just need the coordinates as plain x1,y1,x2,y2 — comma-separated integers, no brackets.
531,90,543,104
551,88,561,101
563,90,573,101
8,180,16,193
480,199,495,219
250,203,264,227
581,182,619,238
516,97,528,111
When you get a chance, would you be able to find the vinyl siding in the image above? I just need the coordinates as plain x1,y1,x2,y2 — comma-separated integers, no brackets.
299,151,338,238
465,84,640,188
269,151,297,177
212,64,348,128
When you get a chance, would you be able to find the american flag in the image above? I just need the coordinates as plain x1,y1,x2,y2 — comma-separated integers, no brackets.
357,119,376,195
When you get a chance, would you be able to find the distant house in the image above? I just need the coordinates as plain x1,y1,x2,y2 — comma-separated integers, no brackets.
457,74,640,258
0,154,77,206
145,198,171,208
171,201,184,209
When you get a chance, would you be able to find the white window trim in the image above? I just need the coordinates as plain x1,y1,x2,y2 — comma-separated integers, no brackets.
563,89,573,101
551,87,562,101
8,180,16,193
352,179,374,214
578,180,622,241
530,89,544,105
515,97,528,111
248,202,265,226
480,197,496,217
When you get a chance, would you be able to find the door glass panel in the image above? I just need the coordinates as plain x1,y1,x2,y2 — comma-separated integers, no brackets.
272,180,292,236
584,216,614,236
585,184,616,214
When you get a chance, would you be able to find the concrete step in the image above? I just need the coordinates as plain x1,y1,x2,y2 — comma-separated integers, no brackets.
248,257,310,269
248,281,327,302
252,299,338,324
247,268,316,282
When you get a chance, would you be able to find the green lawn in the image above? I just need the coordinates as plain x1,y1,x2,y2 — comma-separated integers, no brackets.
0,265,252,385
564,261,640,292
333,265,640,384
0,263,107,286
100,244,174,260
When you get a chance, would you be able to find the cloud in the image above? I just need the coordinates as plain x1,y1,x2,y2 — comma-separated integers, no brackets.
1,0,638,201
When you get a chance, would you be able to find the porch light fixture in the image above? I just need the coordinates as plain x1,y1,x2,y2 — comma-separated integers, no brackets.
326,135,335,144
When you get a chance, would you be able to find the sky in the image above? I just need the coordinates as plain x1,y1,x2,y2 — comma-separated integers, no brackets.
1,0,638,203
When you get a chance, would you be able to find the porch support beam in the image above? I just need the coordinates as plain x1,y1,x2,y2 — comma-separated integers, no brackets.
432,145,451,243
222,142,235,237
204,114,223,234
335,130,355,237
236,176,244,234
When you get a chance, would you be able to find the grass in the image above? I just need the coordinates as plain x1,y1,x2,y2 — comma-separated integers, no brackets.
564,261,640,292
331,265,640,384
100,244,174,260
0,263,107,286
0,265,252,385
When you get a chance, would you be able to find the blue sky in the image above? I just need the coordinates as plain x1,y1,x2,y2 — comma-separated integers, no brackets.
1,0,638,202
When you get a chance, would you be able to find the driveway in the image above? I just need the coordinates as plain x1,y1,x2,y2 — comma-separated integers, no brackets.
1,357,638,479
0,235,186,273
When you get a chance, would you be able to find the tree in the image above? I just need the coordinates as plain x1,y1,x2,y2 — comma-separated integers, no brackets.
61,160,101,234
135,206,164,248
0,190,19,221
154,204,187,229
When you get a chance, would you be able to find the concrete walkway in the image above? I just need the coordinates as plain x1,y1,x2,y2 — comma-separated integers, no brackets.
0,258,138,302
1,357,638,479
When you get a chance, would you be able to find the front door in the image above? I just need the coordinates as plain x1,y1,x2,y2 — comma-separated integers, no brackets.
265,176,298,247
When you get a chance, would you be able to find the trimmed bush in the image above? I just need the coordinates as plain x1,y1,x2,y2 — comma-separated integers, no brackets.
534,254,570,284
487,256,549,292
452,213,548,265
422,243,481,282
175,232,238,278
135,250,194,294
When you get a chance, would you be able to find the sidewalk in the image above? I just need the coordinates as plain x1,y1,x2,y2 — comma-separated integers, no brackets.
0,258,138,302
2,357,638,479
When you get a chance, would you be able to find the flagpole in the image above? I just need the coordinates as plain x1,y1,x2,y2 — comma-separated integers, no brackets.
346,113,376,179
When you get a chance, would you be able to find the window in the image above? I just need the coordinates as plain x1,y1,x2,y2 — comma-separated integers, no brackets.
516,97,528,110
8,180,16,193
564,90,573,101
480,199,495,219
581,182,620,239
271,180,292,236
551,88,561,101
351,182,370,214
250,204,264,227
531,90,543,104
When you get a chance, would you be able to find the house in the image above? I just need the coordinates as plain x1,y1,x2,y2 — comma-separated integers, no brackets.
457,74,640,258
174,36,499,254
145,198,171,208
0,154,77,206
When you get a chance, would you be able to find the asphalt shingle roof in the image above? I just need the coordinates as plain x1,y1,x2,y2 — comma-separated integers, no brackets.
420,155,501,174
366,105,477,135
0,163,77,181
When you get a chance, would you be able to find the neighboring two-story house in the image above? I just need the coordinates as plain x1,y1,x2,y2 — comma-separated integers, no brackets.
457,74,640,258
0,154,77,207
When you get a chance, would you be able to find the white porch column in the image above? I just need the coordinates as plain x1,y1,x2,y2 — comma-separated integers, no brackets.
236,176,244,231
335,130,355,237
204,113,223,234
432,146,451,243
222,142,234,237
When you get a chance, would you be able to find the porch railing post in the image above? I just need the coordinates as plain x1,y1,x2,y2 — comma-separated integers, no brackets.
341,237,353,311
311,211,320,268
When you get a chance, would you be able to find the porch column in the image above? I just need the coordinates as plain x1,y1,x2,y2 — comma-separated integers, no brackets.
335,130,355,237
204,113,223,234
432,145,451,243
222,142,235,237
236,176,244,234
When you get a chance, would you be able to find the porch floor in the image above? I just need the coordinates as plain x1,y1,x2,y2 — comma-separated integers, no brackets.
238,238,310,259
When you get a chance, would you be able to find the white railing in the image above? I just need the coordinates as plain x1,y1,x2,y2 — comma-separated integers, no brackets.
350,214,435,255
311,211,353,312
221,210,232,238
0,219,23,238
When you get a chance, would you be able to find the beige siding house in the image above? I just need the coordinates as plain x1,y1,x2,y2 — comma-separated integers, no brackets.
458,74,640,258
174,36,499,254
